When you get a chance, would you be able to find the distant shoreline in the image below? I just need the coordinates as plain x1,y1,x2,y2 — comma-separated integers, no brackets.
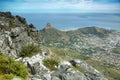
12,13,120,30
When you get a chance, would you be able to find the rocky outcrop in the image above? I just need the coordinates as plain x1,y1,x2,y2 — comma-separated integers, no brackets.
0,27,34,58
0,12,40,58
51,61,87,80
69,60,107,80
18,51,50,80
29,59,107,80
0,30,16,57
30,60,87,80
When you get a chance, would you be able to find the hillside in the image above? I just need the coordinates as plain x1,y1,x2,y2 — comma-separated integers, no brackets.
40,23,69,45
0,12,120,80
40,23,120,66
40,25,115,47
40,22,120,80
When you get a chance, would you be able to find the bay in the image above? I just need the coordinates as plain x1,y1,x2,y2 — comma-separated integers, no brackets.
13,13,120,30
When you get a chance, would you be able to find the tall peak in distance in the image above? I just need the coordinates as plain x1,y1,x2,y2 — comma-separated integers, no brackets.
42,22,58,32
45,23,54,29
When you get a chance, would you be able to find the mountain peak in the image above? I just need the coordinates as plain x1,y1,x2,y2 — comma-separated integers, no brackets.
42,23,58,32
45,23,54,29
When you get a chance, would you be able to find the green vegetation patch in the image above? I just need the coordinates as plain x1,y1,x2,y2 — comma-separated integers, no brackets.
49,47,90,61
43,58,59,71
112,48,120,54
86,58,120,80
0,52,28,79
48,47,120,80
19,43,42,57
0,74,25,80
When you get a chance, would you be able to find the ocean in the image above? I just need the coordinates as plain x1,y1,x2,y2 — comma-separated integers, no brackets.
13,13,120,31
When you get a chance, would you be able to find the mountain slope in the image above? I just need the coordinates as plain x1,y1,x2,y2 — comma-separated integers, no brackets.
40,23,69,47
40,23,120,80
0,12,120,80
66,26,112,37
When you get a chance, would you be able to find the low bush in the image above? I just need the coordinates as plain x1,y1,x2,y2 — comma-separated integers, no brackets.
112,48,120,54
0,52,28,79
0,74,24,80
19,43,42,57
43,58,59,71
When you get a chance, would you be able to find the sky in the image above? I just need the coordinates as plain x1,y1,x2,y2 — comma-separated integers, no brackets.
0,0,120,13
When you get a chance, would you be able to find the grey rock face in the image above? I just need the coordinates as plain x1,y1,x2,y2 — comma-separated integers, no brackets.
29,59,88,80
12,28,34,54
27,62,36,75
0,12,36,58
0,27,34,58
10,27,24,38
27,27,41,44
51,61,87,80
0,30,16,57
69,59,108,80
27,57,108,80
51,69,87,80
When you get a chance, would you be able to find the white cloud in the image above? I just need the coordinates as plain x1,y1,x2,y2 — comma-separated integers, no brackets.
2,0,120,13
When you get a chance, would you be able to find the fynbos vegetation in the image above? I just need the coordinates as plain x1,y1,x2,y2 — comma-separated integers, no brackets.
43,58,59,71
19,43,41,57
0,52,28,80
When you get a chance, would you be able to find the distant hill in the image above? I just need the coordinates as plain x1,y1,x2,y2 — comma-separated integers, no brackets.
40,23,120,69
72,27,112,37
40,23,114,47
40,23,69,45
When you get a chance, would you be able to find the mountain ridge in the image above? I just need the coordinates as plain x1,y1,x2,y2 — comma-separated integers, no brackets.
40,23,115,37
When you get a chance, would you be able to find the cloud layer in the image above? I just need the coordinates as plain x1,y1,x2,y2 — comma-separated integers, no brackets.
0,0,120,13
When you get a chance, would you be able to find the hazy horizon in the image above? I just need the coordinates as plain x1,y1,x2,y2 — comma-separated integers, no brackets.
12,13,120,31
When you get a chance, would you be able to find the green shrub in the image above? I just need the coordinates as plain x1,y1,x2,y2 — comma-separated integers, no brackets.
0,74,15,80
0,74,25,80
0,54,28,79
86,58,120,80
0,50,2,55
43,58,59,71
112,48,120,54
19,43,42,57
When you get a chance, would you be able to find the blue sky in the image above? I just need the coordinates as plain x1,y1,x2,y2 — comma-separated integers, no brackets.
0,0,120,13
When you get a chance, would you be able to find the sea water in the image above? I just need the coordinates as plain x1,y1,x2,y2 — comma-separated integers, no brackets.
13,13,120,30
